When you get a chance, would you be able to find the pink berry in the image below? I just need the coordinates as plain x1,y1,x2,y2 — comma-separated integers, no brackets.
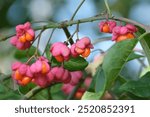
70,71,83,85
112,24,137,41
99,20,116,33
10,22,35,50
50,67,71,83
50,42,70,62
71,37,93,58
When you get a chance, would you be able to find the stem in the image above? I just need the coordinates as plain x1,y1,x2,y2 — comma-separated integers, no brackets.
24,83,59,99
0,14,106,42
42,28,55,56
137,58,147,68
91,49,105,54
76,22,80,39
24,86,42,99
35,29,45,56
104,0,112,17
63,27,74,45
70,0,86,21
26,55,35,64
1,14,147,42
113,17,145,29
92,37,111,45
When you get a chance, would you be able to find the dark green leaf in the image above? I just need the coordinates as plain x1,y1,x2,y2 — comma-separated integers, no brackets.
111,75,127,97
87,66,102,92
81,91,102,100
51,84,67,100
19,83,36,94
119,72,150,98
0,84,22,100
31,88,49,100
64,56,88,71
14,46,40,62
102,39,138,90
95,68,106,93
86,40,138,99
45,44,52,61
0,90,22,100
83,67,106,100
136,26,150,64
127,52,144,61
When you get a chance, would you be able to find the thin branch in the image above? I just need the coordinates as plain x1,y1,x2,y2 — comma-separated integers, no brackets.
42,28,55,56
63,27,74,45
24,86,42,99
26,55,36,64
91,49,105,54
70,0,86,21
92,36,112,45
104,0,112,17
137,58,147,68
113,17,146,30
35,28,45,56
0,13,148,42
24,83,59,100
0,14,106,42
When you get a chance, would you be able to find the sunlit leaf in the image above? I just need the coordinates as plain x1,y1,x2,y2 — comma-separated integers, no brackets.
102,39,138,90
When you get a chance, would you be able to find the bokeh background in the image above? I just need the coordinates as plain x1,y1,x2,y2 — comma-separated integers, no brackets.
0,0,150,79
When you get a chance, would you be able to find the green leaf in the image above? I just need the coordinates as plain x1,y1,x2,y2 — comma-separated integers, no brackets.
87,40,138,99
111,75,127,97
83,67,106,100
119,72,150,98
88,65,102,92
136,27,150,64
64,56,88,71
14,46,35,59
19,83,36,94
95,68,106,93
127,52,144,61
31,88,49,100
102,39,138,90
45,44,52,61
0,90,22,100
81,91,103,100
14,46,40,62
51,84,67,100
0,84,22,100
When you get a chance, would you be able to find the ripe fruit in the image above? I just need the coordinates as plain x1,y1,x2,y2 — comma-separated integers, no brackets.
10,22,35,50
50,42,70,62
116,33,135,42
71,37,93,58
99,20,116,33
112,24,137,42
